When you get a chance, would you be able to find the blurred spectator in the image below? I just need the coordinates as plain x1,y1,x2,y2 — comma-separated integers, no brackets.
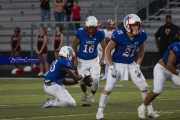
11,27,21,56
104,19,116,43
53,0,65,22
64,0,74,21
10,27,23,74
71,0,81,29
155,15,180,57
54,26,64,59
36,26,49,76
40,0,51,22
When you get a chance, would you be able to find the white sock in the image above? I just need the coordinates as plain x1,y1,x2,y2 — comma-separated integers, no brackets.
147,103,154,113
97,94,108,112
139,103,145,108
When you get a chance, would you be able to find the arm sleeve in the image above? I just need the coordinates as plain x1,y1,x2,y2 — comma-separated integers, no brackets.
140,31,147,44
75,29,81,39
171,45,179,57
111,31,119,44
99,30,105,43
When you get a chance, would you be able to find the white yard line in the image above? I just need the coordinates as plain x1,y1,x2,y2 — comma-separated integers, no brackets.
0,105,9,107
0,111,177,120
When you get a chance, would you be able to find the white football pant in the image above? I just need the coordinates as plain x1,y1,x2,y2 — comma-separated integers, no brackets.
105,62,148,92
153,63,180,94
44,83,76,107
77,57,100,91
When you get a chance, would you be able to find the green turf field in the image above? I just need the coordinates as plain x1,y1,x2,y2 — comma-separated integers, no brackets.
0,79,180,120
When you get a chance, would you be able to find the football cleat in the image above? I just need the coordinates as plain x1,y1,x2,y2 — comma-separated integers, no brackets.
137,104,146,120
96,110,104,120
147,105,160,118
42,98,53,108
148,111,160,119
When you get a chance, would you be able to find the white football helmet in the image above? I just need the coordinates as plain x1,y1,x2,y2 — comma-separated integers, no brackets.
123,14,141,33
85,16,98,27
58,46,75,60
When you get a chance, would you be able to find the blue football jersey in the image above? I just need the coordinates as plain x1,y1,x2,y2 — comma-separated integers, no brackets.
76,27,105,60
112,28,147,64
44,57,73,85
162,42,180,67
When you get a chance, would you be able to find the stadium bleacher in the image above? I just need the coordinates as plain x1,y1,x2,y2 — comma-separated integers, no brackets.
0,0,179,78
0,0,150,51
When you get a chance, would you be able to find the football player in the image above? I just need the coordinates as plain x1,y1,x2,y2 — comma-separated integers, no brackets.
42,46,92,108
96,14,158,120
72,16,106,106
138,41,180,119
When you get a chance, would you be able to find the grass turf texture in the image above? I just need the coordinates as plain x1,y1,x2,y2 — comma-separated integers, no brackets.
0,79,180,120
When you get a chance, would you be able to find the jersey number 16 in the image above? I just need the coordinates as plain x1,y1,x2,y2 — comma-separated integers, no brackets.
83,44,95,53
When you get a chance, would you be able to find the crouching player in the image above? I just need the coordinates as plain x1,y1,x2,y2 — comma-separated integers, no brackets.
138,41,180,119
42,46,92,108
